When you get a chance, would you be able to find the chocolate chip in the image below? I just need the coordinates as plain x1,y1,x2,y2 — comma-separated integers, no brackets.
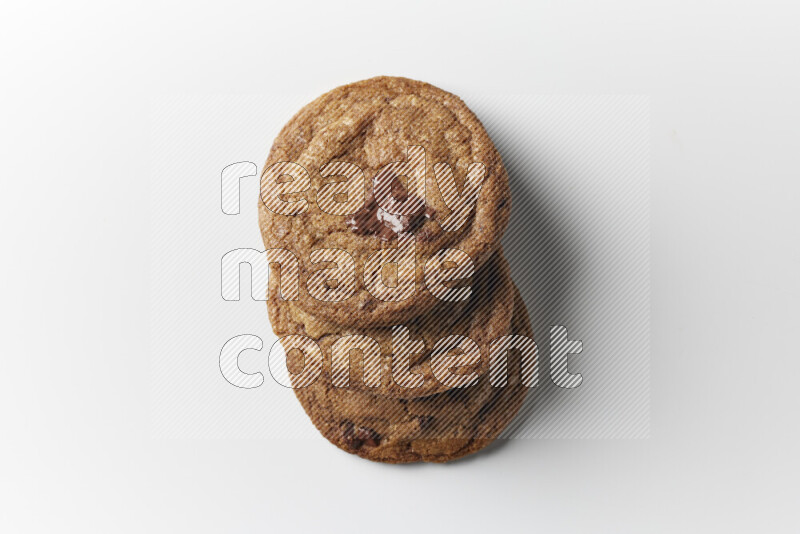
344,197,397,241
340,421,381,449
345,172,435,241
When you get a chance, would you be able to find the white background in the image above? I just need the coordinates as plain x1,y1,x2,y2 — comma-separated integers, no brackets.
2,1,799,532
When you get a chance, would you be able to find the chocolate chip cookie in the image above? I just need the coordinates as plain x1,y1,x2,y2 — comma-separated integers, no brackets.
270,251,515,399
259,76,511,327
290,288,532,463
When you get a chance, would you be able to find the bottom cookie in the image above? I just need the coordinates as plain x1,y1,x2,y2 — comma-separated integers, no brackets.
292,288,533,464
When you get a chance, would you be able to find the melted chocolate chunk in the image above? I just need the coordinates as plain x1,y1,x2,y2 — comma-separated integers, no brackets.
345,172,435,241
340,421,381,449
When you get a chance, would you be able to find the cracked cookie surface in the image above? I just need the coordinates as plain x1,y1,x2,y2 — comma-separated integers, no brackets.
290,285,532,464
270,251,515,399
259,76,511,327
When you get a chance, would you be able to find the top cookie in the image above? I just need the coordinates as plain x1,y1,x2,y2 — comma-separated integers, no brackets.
259,76,511,327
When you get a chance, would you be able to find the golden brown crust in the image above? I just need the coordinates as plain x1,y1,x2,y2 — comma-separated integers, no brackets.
290,285,532,464
269,251,515,399
259,76,511,327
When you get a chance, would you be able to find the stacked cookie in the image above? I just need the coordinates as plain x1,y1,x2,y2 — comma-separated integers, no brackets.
260,77,530,463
